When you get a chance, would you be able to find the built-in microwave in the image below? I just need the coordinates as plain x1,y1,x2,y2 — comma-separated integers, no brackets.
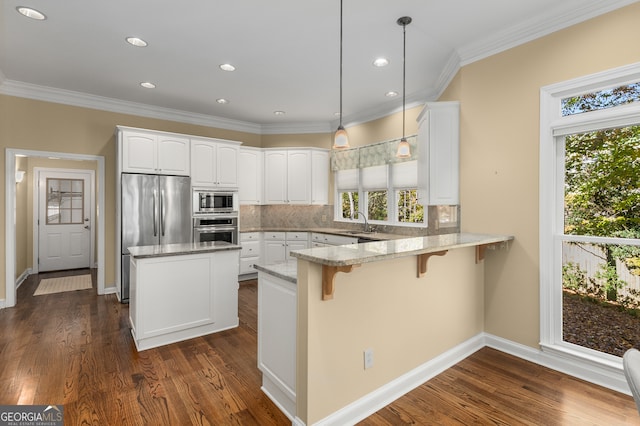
193,189,238,215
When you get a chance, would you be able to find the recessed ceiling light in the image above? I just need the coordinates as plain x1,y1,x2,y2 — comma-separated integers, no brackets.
220,64,236,72
274,111,286,116
373,58,389,67
216,98,229,104
16,6,46,20
385,91,398,97
334,112,342,117
126,37,148,47
140,82,156,89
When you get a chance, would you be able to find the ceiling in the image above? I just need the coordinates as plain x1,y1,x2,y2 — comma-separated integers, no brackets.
1,0,637,134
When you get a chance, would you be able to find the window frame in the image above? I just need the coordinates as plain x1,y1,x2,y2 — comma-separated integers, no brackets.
334,162,427,228
540,62,640,371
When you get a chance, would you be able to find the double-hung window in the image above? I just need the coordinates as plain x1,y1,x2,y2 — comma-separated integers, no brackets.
540,63,640,375
333,136,425,227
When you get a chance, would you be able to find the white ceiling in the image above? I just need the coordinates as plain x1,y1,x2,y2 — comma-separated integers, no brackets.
1,0,637,134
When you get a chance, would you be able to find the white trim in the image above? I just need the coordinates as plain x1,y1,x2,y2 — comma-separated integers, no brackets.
5,148,108,309
308,333,631,426
33,167,96,273
15,268,31,290
539,62,640,377
458,0,639,66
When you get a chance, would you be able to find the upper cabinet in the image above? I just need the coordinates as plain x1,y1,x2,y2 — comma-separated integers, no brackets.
191,139,240,188
417,101,460,205
264,149,315,204
310,150,329,205
120,130,190,176
239,147,263,205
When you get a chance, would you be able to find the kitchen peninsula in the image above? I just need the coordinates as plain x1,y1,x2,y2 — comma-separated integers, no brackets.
127,241,241,351
255,233,513,424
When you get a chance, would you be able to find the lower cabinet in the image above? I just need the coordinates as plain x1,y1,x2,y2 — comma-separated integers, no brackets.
257,271,297,420
129,249,239,351
240,232,262,278
263,231,310,265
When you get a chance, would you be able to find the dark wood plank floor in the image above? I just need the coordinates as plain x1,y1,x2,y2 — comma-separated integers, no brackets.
0,273,637,425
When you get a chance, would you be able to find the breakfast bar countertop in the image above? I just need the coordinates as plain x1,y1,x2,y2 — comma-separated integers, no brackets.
128,241,241,259
289,233,513,267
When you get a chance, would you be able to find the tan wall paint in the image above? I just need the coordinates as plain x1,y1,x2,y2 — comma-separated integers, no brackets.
261,133,331,149
440,3,640,346
345,106,421,148
297,248,484,424
0,95,261,298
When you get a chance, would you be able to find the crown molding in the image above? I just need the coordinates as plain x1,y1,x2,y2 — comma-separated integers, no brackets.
0,79,264,134
458,0,640,66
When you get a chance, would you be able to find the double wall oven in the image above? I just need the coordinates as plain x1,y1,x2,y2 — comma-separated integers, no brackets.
192,188,239,245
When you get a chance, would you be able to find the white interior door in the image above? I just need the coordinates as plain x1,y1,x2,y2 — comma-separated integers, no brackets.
38,170,92,272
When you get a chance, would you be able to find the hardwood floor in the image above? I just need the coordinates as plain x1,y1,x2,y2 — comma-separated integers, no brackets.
0,274,637,425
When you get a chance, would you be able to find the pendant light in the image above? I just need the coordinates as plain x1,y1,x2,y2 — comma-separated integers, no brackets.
396,16,412,158
333,0,350,149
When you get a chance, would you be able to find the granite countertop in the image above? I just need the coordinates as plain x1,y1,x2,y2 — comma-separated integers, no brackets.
241,227,407,241
128,241,241,259
290,233,513,267
253,261,298,284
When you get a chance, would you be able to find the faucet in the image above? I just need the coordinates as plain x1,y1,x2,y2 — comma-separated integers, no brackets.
352,211,370,233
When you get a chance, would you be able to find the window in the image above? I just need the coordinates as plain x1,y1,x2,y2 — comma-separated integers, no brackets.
46,178,85,224
541,64,640,372
332,136,426,227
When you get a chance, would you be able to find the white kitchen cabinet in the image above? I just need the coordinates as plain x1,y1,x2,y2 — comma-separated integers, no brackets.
120,129,190,175
263,231,310,264
263,232,287,264
264,149,313,204
310,232,357,246
257,270,297,420
239,232,262,277
285,232,308,260
417,101,460,205
191,139,240,188
239,147,263,204
311,149,329,205
129,248,239,351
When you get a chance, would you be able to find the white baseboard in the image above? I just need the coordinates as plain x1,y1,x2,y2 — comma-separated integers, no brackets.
0,299,5,309
102,286,118,295
308,332,631,426
315,334,486,426
15,268,31,290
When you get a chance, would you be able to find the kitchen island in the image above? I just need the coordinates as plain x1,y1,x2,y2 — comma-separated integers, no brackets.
128,241,241,351
256,232,512,425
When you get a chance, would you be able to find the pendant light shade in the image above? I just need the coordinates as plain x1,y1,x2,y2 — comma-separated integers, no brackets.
333,0,350,149
396,16,412,158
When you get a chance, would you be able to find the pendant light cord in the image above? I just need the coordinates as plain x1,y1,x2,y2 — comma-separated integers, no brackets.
402,20,406,139
339,0,344,127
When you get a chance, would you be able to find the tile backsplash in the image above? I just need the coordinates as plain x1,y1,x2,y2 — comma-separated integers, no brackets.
240,204,460,236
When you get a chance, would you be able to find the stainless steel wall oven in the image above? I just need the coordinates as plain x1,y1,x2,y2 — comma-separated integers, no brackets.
193,215,238,245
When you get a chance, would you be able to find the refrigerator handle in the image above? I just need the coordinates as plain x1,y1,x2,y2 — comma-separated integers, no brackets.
153,188,158,237
160,189,166,236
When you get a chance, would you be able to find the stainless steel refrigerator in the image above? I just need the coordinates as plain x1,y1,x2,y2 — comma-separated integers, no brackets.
121,173,191,302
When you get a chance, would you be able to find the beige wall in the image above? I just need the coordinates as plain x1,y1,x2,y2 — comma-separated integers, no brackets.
438,2,640,347
0,96,265,299
297,248,484,424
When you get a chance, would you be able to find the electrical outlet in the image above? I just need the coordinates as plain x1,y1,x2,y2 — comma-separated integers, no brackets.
321,214,327,222
364,348,374,369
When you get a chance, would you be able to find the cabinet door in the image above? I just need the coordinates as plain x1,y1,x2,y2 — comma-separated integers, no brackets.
122,132,157,173
264,151,288,204
286,150,311,204
157,136,190,175
311,150,329,205
191,140,217,186
239,149,263,204
286,240,308,260
216,144,239,188
264,240,286,265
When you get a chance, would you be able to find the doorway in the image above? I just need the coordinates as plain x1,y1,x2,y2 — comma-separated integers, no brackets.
35,168,95,273
5,148,106,308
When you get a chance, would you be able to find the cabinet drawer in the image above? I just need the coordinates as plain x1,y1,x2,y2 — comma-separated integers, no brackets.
264,231,286,241
240,241,261,257
286,231,308,241
241,232,261,242
240,256,260,274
